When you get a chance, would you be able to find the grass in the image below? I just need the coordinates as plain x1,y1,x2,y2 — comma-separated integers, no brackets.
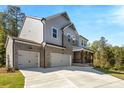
111,73,124,80
94,68,124,80
0,70,24,88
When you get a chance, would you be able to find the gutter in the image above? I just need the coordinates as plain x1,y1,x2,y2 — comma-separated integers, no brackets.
43,43,46,68
41,18,47,68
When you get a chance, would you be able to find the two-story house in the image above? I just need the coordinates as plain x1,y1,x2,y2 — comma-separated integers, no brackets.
5,12,93,69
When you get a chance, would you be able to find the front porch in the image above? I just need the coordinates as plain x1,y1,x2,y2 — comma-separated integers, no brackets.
72,47,93,66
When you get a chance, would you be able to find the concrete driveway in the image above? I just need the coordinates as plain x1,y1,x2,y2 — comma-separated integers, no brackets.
20,66,124,88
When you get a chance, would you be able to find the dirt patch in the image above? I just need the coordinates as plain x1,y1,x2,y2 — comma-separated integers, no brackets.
0,68,7,73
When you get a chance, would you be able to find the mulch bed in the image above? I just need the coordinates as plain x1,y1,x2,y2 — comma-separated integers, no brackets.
0,67,7,73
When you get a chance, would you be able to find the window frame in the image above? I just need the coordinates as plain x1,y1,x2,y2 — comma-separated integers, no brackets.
81,40,84,46
72,35,76,44
84,40,87,47
67,33,71,42
52,27,58,39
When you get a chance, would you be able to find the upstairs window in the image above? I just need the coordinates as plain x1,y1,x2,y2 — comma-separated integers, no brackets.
84,41,87,46
84,43,86,47
52,27,57,38
81,40,84,46
72,36,76,44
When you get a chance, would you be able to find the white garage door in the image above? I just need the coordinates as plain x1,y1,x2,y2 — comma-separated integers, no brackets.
18,50,40,69
50,53,72,67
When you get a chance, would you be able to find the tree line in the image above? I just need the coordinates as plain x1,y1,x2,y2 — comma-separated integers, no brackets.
0,6,25,66
91,37,124,70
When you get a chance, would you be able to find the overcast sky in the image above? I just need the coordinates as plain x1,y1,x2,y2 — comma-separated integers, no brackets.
0,5,124,46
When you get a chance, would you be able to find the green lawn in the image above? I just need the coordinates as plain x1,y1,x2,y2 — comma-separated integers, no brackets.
94,68,124,80
0,71,24,88
111,73,124,80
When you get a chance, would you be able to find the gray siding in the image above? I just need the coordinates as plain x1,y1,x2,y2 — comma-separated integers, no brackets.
64,27,79,48
45,16,70,46
78,36,88,47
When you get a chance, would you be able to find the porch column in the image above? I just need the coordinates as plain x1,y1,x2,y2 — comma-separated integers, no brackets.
83,51,86,63
81,51,83,63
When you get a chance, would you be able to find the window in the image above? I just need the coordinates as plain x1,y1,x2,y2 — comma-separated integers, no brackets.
84,41,87,46
84,43,86,46
52,27,57,38
81,40,84,46
72,36,76,44
67,34,71,42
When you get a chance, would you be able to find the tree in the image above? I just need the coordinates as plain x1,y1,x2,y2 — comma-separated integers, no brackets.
3,5,25,37
91,37,124,70
0,6,25,66
0,13,6,66
105,46,115,67
112,46,124,68
91,40,101,67
91,37,112,69
99,37,108,68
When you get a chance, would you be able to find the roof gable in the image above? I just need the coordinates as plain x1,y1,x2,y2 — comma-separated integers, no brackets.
79,35,88,41
45,12,71,22
62,23,79,35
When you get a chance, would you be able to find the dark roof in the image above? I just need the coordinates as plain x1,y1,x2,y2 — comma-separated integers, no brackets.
5,36,66,49
46,42,66,48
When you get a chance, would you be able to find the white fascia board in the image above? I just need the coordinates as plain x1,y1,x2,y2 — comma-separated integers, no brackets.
73,48,93,53
15,40,41,47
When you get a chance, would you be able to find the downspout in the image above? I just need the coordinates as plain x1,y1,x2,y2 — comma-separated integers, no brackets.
41,18,47,68
13,38,15,69
43,45,46,68
62,29,64,47
43,42,46,68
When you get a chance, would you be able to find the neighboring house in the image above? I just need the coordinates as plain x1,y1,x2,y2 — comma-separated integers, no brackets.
5,12,93,69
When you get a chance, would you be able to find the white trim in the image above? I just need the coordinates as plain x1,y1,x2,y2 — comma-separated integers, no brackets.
67,33,72,42
73,48,93,53
15,40,41,47
46,44,65,49
51,27,58,39
63,23,72,30
38,52,40,67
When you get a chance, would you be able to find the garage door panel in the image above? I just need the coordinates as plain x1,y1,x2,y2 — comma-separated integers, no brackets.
18,50,40,69
50,53,72,67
